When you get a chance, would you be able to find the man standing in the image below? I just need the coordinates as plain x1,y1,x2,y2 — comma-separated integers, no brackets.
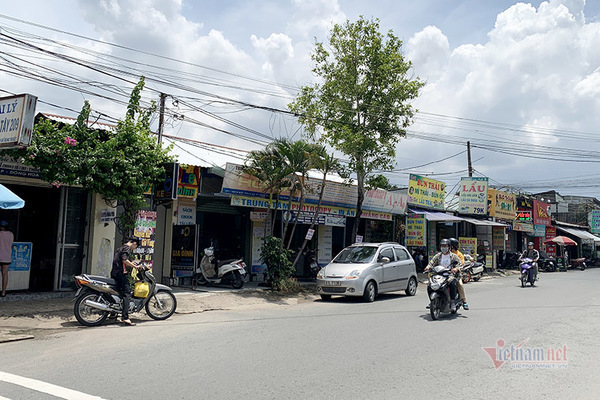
111,237,143,326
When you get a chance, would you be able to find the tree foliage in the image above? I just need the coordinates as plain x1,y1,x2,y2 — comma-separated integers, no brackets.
3,77,174,233
289,16,424,241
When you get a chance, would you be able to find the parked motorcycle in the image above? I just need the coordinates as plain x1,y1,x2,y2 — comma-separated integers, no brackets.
195,247,247,289
539,257,557,272
570,257,587,271
427,262,464,320
73,265,177,327
519,257,537,287
462,255,484,283
306,249,321,278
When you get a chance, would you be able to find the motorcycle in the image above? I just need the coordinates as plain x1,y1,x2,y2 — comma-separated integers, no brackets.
306,249,321,278
73,265,177,327
519,257,537,287
195,247,247,289
427,262,464,320
539,257,557,272
570,257,587,271
462,255,484,283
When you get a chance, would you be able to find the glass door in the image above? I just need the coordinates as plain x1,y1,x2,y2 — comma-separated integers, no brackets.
54,187,90,290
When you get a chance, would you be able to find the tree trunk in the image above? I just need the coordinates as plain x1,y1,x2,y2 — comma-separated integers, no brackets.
351,169,365,243
286,184,305,250
291,176,327,269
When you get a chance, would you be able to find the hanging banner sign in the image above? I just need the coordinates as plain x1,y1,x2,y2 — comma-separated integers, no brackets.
459,177,488,215
407,174,445,210
533,200,551,226
155,162,179,200
488,188,516,220
133,211,157,268
513,221,534,233
0,94,37,148
492,227,505,251
406,213,426,246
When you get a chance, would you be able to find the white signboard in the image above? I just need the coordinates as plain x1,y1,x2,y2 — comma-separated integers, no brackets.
318,225,333,265
100,209,116,223
177,204,196,225
459,177,489,215
305,228,315,240
0,94,38,148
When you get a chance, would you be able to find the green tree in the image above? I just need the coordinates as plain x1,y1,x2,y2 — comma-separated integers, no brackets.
366,174,398,190
3,77,174,234
289,16,424,242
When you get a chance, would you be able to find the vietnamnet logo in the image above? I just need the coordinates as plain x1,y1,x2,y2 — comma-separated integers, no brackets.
482,339,568,369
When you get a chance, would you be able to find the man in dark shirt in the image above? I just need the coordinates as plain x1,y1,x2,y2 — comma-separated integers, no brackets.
111,237,142,326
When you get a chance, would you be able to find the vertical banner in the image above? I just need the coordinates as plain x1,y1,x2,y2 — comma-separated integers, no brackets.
492,227,505,251
155,162,179,200
406,213,426,246
133,211,157,268
459,177,488,215
590,210,600,234
407,174,445,210
6,242,32,290
171,225,197,276
251,220,267,274
318,225,333,265
533,200,551,226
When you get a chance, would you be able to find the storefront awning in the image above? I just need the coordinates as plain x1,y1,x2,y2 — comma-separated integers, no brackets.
460,217,508,227
556,226,600,243
408,208,465,222
0,184,25,209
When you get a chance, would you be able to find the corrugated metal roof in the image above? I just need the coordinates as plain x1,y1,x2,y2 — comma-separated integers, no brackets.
38,113,117,131
163,136,249,168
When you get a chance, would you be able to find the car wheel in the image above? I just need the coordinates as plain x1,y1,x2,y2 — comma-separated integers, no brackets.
362,281,377,302
405,277,417,296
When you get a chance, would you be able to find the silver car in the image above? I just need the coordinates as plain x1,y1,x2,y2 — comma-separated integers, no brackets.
316,242,419,302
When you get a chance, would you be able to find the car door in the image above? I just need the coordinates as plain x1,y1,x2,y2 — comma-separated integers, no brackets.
378,246,398,292
394,246,415,290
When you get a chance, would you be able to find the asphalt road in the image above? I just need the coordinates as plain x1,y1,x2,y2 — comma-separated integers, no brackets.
1,269,600,399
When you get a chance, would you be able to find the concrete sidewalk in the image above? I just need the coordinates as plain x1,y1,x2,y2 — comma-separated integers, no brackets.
0,281,293,343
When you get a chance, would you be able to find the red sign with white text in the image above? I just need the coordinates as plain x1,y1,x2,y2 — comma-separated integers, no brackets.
533,200,551,226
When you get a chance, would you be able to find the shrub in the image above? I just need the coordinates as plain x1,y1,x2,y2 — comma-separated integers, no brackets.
260,236,295,291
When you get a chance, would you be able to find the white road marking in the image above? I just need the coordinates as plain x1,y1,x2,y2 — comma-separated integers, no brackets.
0,396,13,400
0,371,107,400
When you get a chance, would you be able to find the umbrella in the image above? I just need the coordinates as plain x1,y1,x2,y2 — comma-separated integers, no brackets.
544,236,577,246
0,183,25,209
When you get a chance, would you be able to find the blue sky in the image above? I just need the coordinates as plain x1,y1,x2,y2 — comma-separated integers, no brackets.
1,0,600,198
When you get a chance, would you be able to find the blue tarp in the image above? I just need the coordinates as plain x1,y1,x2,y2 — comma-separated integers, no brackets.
0,184,25,209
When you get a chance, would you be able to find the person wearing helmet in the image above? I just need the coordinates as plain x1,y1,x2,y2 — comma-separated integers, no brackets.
424,239,463,311
449,238,469,310
519,241,540,280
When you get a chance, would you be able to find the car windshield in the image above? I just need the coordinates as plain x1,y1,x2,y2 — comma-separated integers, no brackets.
332,246,377,263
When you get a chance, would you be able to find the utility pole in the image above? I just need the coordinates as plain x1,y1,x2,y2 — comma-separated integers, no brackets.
157,93,167,144
467,141,473,177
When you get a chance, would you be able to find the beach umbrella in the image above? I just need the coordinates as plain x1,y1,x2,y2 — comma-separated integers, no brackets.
544,236,577,246
0,184,25,209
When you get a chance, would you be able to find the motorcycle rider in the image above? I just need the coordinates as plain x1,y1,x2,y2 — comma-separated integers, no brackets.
518,241,540,281
111,237,144,326
449,238,469,310
424,239,463,311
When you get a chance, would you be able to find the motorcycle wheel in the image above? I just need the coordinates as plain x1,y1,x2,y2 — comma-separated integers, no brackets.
463,271,472,283
521,275,526,288
74,292,110,327
430,298,441,320
145,290,177,320
230,271,244,289
580,263,586,271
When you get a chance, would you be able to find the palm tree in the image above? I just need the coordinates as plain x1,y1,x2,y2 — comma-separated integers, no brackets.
243,146,288,236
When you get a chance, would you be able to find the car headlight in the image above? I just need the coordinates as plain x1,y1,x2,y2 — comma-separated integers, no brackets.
316,268,326,279
345,270,361,280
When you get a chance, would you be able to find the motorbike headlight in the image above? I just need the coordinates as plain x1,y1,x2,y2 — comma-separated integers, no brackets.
430,281,441,291
316,268,326,279
345,270,361,280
